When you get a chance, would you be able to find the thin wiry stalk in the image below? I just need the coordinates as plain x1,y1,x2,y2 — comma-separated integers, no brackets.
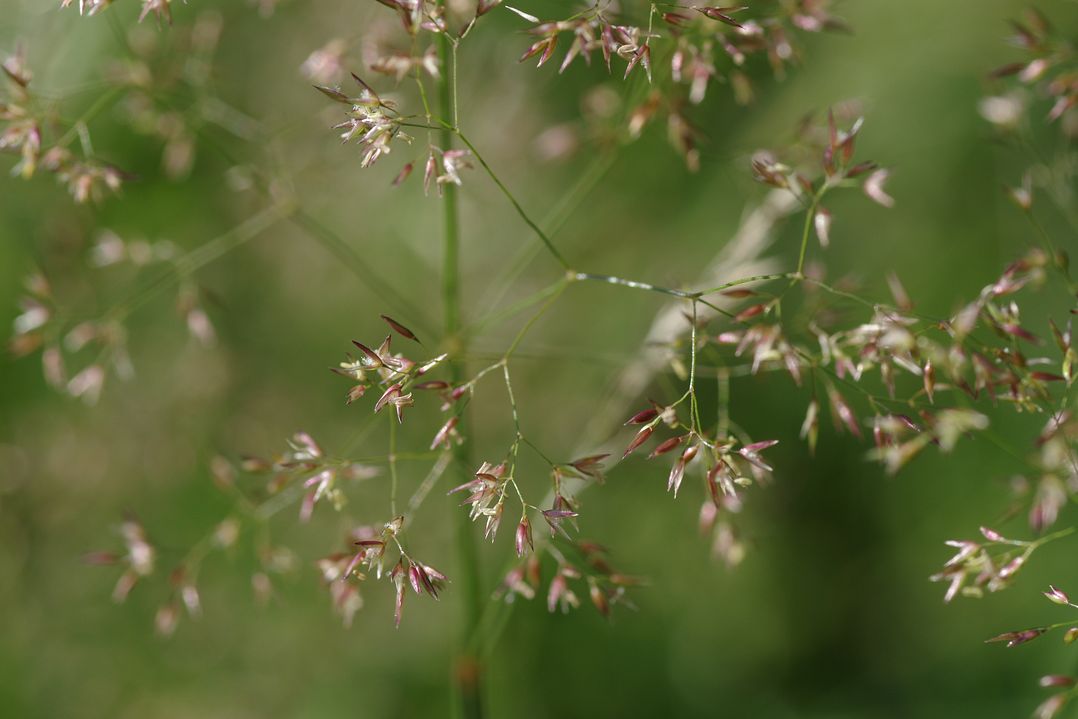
389,414,399,517
55,85,124,148
402,117,572,270
573,271,697,298
793,192,821,280
449,128,570,270
504,279,568,358
437,27,484,719
290,210,435,336
103,204,290,323
477,149,618,313
168,113,437,336
466,278,569,337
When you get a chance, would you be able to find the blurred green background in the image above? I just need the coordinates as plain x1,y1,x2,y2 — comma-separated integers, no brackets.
1,0,1077,717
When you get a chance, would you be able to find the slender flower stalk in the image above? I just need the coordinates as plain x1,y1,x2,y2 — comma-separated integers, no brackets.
436,22,484,719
